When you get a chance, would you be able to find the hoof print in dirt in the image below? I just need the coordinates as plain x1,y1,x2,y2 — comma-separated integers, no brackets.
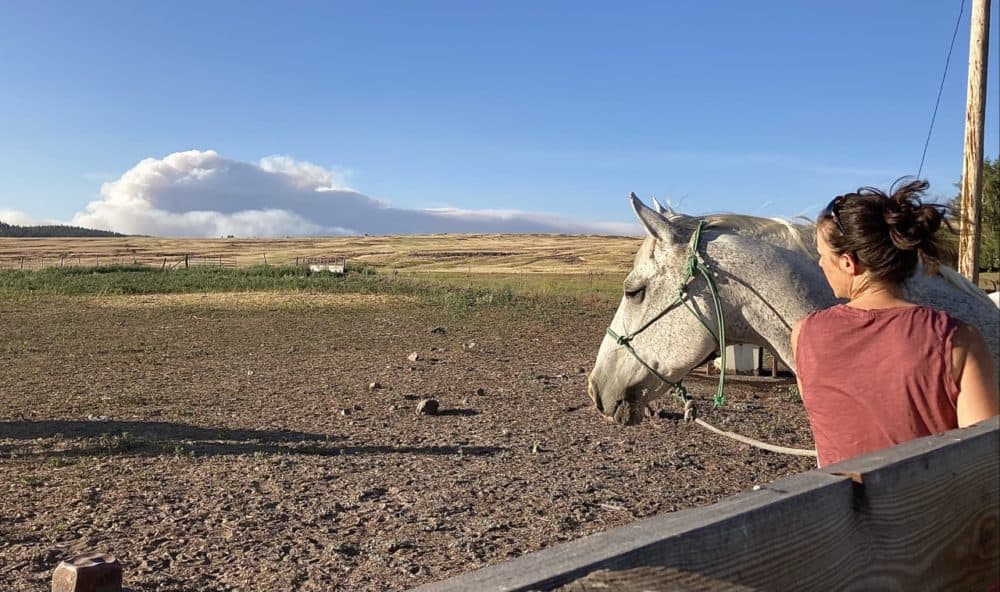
416,399,439,416
429,326,446,334
407,352,421,362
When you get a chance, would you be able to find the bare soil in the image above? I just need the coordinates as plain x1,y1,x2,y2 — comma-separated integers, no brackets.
0,294,815,591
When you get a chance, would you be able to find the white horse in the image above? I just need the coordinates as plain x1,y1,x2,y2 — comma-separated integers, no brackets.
588,194,1000,425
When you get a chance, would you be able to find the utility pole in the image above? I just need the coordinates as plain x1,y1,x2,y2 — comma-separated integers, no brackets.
958,0,991,283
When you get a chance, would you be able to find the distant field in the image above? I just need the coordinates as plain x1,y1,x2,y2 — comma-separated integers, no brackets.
0,234,642,274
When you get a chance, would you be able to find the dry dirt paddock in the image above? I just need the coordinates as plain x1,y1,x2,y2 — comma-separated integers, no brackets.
0,292,815,591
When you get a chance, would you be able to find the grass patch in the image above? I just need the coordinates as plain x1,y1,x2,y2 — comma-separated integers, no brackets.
0,264,625,312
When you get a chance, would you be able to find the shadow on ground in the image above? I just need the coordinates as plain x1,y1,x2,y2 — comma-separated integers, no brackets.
0,420,502,458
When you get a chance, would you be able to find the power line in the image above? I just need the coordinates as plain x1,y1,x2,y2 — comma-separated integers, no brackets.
917,0,967,179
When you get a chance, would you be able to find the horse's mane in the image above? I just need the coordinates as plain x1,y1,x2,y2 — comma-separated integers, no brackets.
664,211,817,259
670,211,995,307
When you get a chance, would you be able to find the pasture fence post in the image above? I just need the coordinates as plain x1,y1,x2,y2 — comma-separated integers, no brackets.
19,256,24,270
262,253,268,266
184,254,189,269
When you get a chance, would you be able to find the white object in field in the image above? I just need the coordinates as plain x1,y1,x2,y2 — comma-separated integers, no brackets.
712,344,760,373
309,264,345,274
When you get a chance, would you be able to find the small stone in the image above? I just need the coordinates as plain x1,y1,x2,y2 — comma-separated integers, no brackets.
246,370,254,376
51,553,122,592
531,442,543,454
369,382,382,391
461,397,469,405
416,399,439,416
407,352,421,362
752,485,762,491
501,429,510,437
429,326,446,334
339,408,351,416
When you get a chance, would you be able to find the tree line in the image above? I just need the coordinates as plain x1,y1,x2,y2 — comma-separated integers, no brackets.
945,156,999,271
0,221,124,238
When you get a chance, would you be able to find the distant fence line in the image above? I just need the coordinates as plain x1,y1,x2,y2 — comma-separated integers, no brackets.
0,254,340,271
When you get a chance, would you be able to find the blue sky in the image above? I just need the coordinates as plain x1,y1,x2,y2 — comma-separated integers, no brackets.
0,1,997,236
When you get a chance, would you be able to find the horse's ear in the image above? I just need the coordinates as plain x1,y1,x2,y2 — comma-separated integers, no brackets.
652,196,685,222
630,192,676,244
652,196,669,216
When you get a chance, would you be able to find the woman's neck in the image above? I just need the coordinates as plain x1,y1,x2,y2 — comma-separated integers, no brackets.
847,279,912,309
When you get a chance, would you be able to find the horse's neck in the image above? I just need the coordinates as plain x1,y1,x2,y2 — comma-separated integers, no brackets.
712,239,834,370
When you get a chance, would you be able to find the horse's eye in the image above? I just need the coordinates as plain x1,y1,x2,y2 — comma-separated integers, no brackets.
625,286,646,303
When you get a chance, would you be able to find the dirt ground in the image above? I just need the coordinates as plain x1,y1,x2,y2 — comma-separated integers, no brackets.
0,293,816,591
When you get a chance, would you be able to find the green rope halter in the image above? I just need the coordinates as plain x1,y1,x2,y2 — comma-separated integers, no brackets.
605,220,727,413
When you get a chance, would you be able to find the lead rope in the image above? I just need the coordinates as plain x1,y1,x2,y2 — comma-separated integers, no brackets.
608,220,816,458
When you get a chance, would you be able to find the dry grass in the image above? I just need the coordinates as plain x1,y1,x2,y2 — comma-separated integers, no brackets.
0,234,642,274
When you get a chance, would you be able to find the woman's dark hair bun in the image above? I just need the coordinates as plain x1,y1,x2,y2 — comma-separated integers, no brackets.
881,178,945,260
825,177,951,284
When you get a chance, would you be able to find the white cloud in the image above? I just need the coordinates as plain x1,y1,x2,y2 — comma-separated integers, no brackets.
0,210,60,226
70,150,637,237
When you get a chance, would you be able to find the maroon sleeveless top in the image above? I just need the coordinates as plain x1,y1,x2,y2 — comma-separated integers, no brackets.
795,304,961,467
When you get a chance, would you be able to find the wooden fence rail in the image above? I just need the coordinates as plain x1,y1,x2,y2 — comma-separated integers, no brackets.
413,417,1000,592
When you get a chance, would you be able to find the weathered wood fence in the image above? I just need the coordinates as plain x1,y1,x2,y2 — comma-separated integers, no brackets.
414,417,1000,592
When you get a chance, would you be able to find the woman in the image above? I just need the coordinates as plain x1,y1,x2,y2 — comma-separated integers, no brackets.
791,179,999,467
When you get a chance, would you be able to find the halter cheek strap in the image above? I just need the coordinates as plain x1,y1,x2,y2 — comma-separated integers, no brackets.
605,220,727,410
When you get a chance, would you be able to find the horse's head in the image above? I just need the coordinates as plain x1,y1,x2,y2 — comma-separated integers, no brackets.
587,194,723,425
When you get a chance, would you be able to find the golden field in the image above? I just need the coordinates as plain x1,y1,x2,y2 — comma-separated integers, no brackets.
0,234,642,274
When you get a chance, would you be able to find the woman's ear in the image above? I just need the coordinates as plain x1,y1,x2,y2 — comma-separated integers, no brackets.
840,252,861,276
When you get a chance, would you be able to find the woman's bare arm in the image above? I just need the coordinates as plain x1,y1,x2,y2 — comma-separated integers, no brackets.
953,323,1000,427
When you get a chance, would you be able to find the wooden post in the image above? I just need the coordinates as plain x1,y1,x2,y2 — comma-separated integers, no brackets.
19,256,24,270
184,254,189,269
262,253,268,265
958,0,991,283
